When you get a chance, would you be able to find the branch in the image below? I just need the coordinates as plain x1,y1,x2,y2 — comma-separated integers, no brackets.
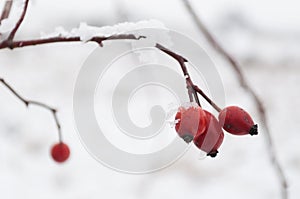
0,0,145,148
181,0,288,198
6,0,29,42
156,43,222,112
0,78,62,142
0,34,145,49
0,0,13,22
0,0,144,49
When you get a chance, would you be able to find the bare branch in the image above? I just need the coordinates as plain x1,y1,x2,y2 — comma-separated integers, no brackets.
0,34,145,49
156,43,223,112
181,0,288,198
6,0,29,42
0,0,13,22
0,78,63,142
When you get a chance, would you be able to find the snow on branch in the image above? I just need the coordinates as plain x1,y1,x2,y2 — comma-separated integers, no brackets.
0,0,168,49
0,18,169,49
40,20,164,41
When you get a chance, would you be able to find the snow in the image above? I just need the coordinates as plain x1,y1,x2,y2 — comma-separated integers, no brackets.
181,101,200,109
40,26,70,39
0,0,300,199
40,20,166,41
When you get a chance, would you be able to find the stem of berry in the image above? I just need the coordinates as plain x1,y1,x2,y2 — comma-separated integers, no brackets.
192,85,221,112
155,43,222,112
155,43,200,106
0,78,63,142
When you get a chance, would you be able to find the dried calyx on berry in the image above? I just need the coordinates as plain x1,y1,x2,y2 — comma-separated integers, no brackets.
175,104,206,143
249,124,258,136
218,106,258,136
193,110,224,158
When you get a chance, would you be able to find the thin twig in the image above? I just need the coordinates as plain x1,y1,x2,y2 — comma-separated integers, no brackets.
193,85,221,112
0,0,13,22
155,43,199,105
0,34,145,49
6,0,29,43
0,78,63,142
156,43,222,112
181,0,288,198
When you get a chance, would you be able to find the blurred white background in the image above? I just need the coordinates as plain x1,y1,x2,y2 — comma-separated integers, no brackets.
0,0,299,199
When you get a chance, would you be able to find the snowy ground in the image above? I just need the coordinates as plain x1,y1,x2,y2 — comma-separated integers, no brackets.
0,0,300,199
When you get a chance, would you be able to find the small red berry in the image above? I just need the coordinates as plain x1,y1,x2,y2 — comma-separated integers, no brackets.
51,142,70,163
175,105,206,143
218,106,258,136
193,111,224,157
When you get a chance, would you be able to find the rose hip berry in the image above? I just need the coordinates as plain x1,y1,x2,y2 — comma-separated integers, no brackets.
193,111,224,157
218,106,258,136
175,105,206,143
51,142,70,163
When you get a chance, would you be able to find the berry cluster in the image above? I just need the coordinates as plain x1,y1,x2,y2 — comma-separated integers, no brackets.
155,44,258,158
175,105,258,157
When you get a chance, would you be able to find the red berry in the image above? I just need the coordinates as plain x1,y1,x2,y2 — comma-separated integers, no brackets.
218,106,258,136
193,111,224,157
175,105,207,143
51,142,70,163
